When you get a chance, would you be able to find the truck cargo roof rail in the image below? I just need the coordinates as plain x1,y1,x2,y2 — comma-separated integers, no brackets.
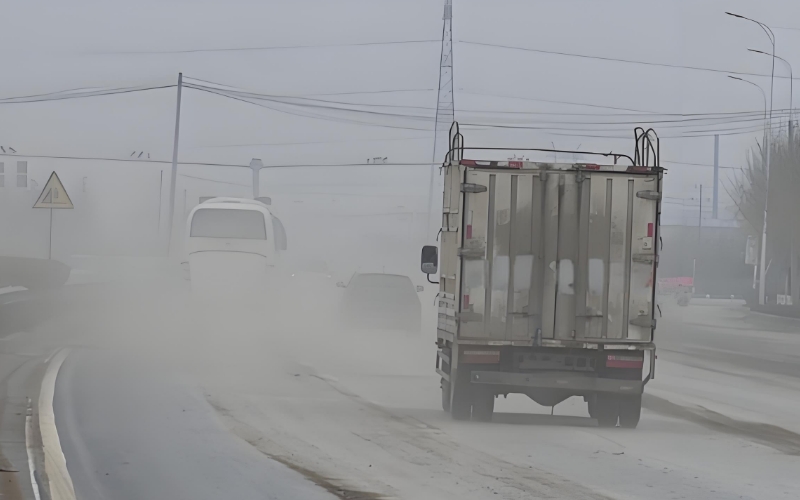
442,121,661,169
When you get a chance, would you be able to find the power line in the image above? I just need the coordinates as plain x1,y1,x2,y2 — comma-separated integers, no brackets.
185,81,434,118
215,82,791,124
184,83,434,132
99,39,441,55
460,90,662,114
460,40,800,81
187,81,789,135
186,76,784,121
545,124,770,139
662,160,742,170
0,152,437,168
185,76,795,136
459,112,786,130
184,76,435,97
0,85,176,104
461,120,775,137
196,136,431,149
0,150,749,174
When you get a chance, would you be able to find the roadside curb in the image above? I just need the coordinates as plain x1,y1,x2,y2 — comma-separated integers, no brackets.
37,349,75,500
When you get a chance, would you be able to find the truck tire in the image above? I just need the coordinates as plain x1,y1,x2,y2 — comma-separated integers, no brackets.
593,394,619,428
471,388,494,422
450,371,472,421
618,395,642,429
441,378,451,412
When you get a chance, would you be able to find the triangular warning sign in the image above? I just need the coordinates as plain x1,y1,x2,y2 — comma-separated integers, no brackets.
33,172,74,209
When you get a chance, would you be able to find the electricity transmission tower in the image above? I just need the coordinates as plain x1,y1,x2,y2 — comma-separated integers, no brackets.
426,0,454,242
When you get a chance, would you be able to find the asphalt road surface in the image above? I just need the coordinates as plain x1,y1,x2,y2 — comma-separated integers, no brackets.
54,349,336,500
1,285,800,499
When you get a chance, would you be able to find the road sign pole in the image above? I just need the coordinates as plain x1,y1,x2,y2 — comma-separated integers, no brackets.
48,208,53,260
33,171,74,261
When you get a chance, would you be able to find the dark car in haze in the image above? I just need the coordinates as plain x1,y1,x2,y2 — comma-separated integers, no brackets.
338,273,422,332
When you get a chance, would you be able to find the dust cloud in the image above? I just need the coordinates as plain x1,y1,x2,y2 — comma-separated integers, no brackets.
11,203,439,410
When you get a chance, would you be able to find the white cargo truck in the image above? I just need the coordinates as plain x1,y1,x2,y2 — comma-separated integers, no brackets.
421,123,662,428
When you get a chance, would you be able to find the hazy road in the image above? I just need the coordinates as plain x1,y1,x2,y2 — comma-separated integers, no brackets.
206,301,800,500
2,285,799,500
54,349,336,500
657,300,800,377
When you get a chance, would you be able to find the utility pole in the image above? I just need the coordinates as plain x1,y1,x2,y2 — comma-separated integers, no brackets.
157,170,163,235
713,135,719,219
699,185,703,228
166,72,183,256
426,0,454,243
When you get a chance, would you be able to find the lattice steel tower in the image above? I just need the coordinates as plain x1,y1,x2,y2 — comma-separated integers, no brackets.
426,0,454,242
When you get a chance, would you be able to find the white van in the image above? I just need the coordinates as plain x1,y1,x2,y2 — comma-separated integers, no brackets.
185,198,286,299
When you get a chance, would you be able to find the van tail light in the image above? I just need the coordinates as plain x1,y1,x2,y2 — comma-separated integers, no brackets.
606,355,644,369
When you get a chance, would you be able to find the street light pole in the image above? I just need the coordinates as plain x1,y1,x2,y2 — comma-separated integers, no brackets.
728,76,767,126
727,12,776,306
728,75,769,303
750,49,792,141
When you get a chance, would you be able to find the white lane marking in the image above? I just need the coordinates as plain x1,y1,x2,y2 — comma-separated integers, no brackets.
38,349,76,500
25,399,42,500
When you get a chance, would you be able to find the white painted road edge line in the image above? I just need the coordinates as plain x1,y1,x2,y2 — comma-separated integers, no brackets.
25,398,42,500
38,349,76,500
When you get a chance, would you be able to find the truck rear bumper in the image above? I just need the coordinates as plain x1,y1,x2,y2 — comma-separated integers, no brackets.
470,370,646,395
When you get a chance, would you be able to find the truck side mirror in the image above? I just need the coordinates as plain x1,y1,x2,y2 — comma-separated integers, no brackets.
421,245,438,275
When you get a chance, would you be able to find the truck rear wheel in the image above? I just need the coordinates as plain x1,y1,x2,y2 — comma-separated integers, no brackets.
441,378,451,412
618,395,642,429
593,394,619,428
450,371,472,421
471,388,494,422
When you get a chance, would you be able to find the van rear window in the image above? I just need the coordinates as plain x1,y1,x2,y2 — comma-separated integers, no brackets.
190,209,267,240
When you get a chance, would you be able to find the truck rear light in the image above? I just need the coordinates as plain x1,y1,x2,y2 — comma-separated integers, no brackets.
463,294,470,307
647,222,654,237
462,350,500,364
606,355,644,369
466,224,473,239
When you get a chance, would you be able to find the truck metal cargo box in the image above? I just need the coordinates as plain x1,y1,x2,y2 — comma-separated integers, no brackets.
437,153,661,346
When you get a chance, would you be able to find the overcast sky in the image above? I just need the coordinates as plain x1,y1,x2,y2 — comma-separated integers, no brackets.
2,0,800,226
